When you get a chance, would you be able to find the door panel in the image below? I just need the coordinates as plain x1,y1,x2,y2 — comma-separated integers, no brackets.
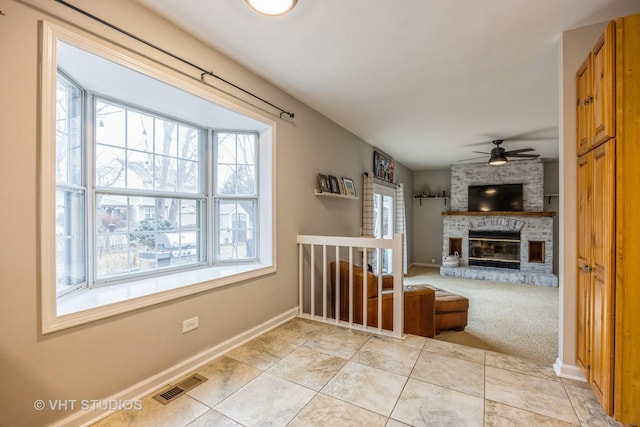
576,153,592,374
589,140,615,412
591,22,615,148
576,56,592,157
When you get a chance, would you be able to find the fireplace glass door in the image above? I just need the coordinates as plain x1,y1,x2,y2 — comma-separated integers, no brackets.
468,230,520,269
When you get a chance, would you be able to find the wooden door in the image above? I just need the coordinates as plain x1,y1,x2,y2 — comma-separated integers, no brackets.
576,152,592,375
576,56,592,157
591,22,616,148
589,140,615,412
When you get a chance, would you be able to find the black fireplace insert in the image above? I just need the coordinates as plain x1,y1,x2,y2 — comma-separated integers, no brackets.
468,230,521,269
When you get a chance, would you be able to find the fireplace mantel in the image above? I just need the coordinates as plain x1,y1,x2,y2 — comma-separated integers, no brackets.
442,211,555,217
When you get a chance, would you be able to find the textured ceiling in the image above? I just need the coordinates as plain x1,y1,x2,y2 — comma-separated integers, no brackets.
132,0,640,170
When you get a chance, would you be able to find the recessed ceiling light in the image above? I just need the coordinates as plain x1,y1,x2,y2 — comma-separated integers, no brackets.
246,0,298,16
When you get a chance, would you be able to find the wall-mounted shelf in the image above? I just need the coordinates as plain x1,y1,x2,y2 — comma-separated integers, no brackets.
414,196,448,206
315,190,359,200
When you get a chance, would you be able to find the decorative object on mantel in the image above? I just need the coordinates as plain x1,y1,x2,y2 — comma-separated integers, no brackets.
421,189,430,197
373,150,394,183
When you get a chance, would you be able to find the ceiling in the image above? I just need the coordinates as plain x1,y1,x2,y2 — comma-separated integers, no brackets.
132,0,640,170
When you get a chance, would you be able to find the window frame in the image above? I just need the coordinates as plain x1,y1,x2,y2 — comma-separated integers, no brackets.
39,21,276,334
90,94,210,285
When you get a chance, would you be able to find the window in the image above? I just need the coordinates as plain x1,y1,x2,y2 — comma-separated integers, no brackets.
372,184,396,274
40,22,275,332
215,132,258,261
55,72,85,297
93,97,207,281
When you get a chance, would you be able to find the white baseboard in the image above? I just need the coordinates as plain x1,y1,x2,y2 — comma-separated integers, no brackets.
53,307,299,427
411,262,441,268
553,358,587,382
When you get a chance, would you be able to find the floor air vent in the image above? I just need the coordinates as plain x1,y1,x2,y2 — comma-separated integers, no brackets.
153,373,207,405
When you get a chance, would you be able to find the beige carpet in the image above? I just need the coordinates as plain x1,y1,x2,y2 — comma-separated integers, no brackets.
406,266,559,365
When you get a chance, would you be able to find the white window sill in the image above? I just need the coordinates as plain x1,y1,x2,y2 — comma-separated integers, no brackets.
49,263,274,333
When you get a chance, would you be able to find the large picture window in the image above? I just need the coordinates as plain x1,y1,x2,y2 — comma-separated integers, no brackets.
41,22,275,332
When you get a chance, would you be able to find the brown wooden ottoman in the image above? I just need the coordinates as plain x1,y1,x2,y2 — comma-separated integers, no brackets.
424,285,469,334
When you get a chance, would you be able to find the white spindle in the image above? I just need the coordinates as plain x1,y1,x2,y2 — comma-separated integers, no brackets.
322,245,327,320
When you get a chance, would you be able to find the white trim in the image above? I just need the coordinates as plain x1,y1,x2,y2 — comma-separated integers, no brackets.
49,307,299,427
49,264,276,333
553,358,587,381
411,262,441,268
39,21,277,333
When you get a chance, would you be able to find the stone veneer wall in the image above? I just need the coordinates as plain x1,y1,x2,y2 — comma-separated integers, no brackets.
443,215,554,274
450,159,544,212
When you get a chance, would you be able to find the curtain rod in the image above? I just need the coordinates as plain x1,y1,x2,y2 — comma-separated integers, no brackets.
54,0,295,119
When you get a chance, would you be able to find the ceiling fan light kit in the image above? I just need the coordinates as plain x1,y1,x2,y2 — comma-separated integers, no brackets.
245,0,298,16
488,155,508,166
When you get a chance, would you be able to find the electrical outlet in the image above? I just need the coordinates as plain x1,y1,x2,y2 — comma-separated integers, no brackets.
182,316,199,333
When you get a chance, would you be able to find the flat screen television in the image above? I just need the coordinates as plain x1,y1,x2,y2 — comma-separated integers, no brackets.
468,184,523,212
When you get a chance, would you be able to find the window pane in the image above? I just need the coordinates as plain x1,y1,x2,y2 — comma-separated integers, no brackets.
95,101,126,148
216,199,257,261
95,99,202,194
126,150,154,190
96,195,204,279
56,74,83,186
128,110,154,152
56,189,86,294
216,164,235,195
237,134,256,164
236,165,256,194
216,133,236,164
178,126,199,162
154,117,178,157
178,160,199,193
96,145,126,188
215,132,257,196
154,155,177,192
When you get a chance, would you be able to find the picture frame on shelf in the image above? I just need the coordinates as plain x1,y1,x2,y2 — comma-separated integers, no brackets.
338,178,346,195
373,150,394,183
328,175,340,193
343,177,356,196
317,174,330,193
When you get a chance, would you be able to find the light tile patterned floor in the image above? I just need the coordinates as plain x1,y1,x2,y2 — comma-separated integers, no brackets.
94,318,618,426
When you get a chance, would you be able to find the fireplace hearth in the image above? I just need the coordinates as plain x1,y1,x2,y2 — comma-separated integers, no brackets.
469,230,520,269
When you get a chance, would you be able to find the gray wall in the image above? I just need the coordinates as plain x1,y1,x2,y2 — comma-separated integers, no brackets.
412,169,451,265
543,160,560,274
0,1,414,425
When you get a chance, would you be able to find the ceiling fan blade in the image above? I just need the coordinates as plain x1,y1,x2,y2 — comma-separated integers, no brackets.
472,151,491,155
507,153,540,158
457,155,487,162
504,148,535,155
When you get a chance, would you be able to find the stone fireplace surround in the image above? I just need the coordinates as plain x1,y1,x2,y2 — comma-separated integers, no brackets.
440,159,558,287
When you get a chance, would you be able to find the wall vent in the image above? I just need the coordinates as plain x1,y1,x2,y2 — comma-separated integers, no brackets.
152,373,207,405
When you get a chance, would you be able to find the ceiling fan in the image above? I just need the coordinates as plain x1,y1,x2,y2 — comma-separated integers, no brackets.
459,139,540,166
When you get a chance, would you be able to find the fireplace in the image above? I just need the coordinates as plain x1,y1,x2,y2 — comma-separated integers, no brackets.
440,159,557,287
468,230,520,270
